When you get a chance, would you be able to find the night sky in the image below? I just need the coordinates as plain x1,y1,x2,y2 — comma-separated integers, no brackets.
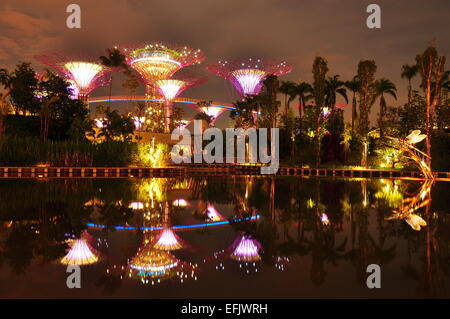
0,0,449,124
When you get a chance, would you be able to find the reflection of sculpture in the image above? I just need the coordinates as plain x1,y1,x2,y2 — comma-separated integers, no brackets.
152,202,185,250
387,130,434,180
60,232,99,266
386,179,433,231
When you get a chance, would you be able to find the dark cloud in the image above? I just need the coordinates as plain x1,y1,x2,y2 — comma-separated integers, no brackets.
0,0,448,124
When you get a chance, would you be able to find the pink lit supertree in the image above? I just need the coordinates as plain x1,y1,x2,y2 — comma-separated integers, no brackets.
207,58,292,98
119,42,205,98
154,74,207,132
35,51,114,101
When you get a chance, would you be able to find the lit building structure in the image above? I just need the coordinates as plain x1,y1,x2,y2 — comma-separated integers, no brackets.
35,51,114,101
207,58,292,98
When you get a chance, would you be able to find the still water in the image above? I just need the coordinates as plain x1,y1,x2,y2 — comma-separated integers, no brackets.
0,176,449,298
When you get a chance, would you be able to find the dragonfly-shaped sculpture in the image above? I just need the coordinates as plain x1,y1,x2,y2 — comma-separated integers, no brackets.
386,130,434,180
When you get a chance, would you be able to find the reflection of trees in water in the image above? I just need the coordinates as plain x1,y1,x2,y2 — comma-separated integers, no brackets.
0,177,449,297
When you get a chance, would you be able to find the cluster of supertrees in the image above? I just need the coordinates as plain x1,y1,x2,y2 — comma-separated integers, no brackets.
35,42,292,132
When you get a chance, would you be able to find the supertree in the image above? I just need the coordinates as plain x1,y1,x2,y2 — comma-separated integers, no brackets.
207,58,292,98
119,42,205,132
35,51,114,101
154,74,207,132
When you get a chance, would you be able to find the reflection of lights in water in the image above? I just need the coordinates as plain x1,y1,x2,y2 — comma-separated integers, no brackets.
60,238,99,266
129,201,144,210
205,204,224,222
386,180,433,231
230,235,261,262
153,228,183,250
128,241,198,285
274,256,290,271
321,213,330,226
405,214,427,231
173,199,188,207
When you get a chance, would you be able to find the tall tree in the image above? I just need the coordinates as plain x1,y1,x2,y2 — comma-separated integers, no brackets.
290,81,313,135
325,75,348,135
345,76,359,133
260,74,280,129
357,60,377,166
416,43,446,163
401,64,419,108
312,57,329,166
325,75,348,109
374,78,397,138
8,62,41,115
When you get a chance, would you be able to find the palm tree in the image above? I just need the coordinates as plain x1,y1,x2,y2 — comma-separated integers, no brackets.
401,64,419,108
291,82,313,135
345,77,359,133
325,75,348,109
374,78,397,138
279,81,296,114
99,48,129,107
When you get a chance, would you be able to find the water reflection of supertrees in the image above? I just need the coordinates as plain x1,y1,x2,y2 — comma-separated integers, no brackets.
210,231,289,275
60,231,100,266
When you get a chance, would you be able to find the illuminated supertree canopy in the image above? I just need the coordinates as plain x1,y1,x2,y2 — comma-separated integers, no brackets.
35,51,114,98
120,42,205,88
207,58,292,97
154,75,207,131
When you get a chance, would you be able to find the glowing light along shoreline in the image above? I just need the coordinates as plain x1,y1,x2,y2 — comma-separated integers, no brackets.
85,215,260,231
60,238,99,266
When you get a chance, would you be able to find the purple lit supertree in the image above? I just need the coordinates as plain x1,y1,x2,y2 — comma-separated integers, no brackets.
207,58,292,98
153,73,207,132
35,51,115,101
